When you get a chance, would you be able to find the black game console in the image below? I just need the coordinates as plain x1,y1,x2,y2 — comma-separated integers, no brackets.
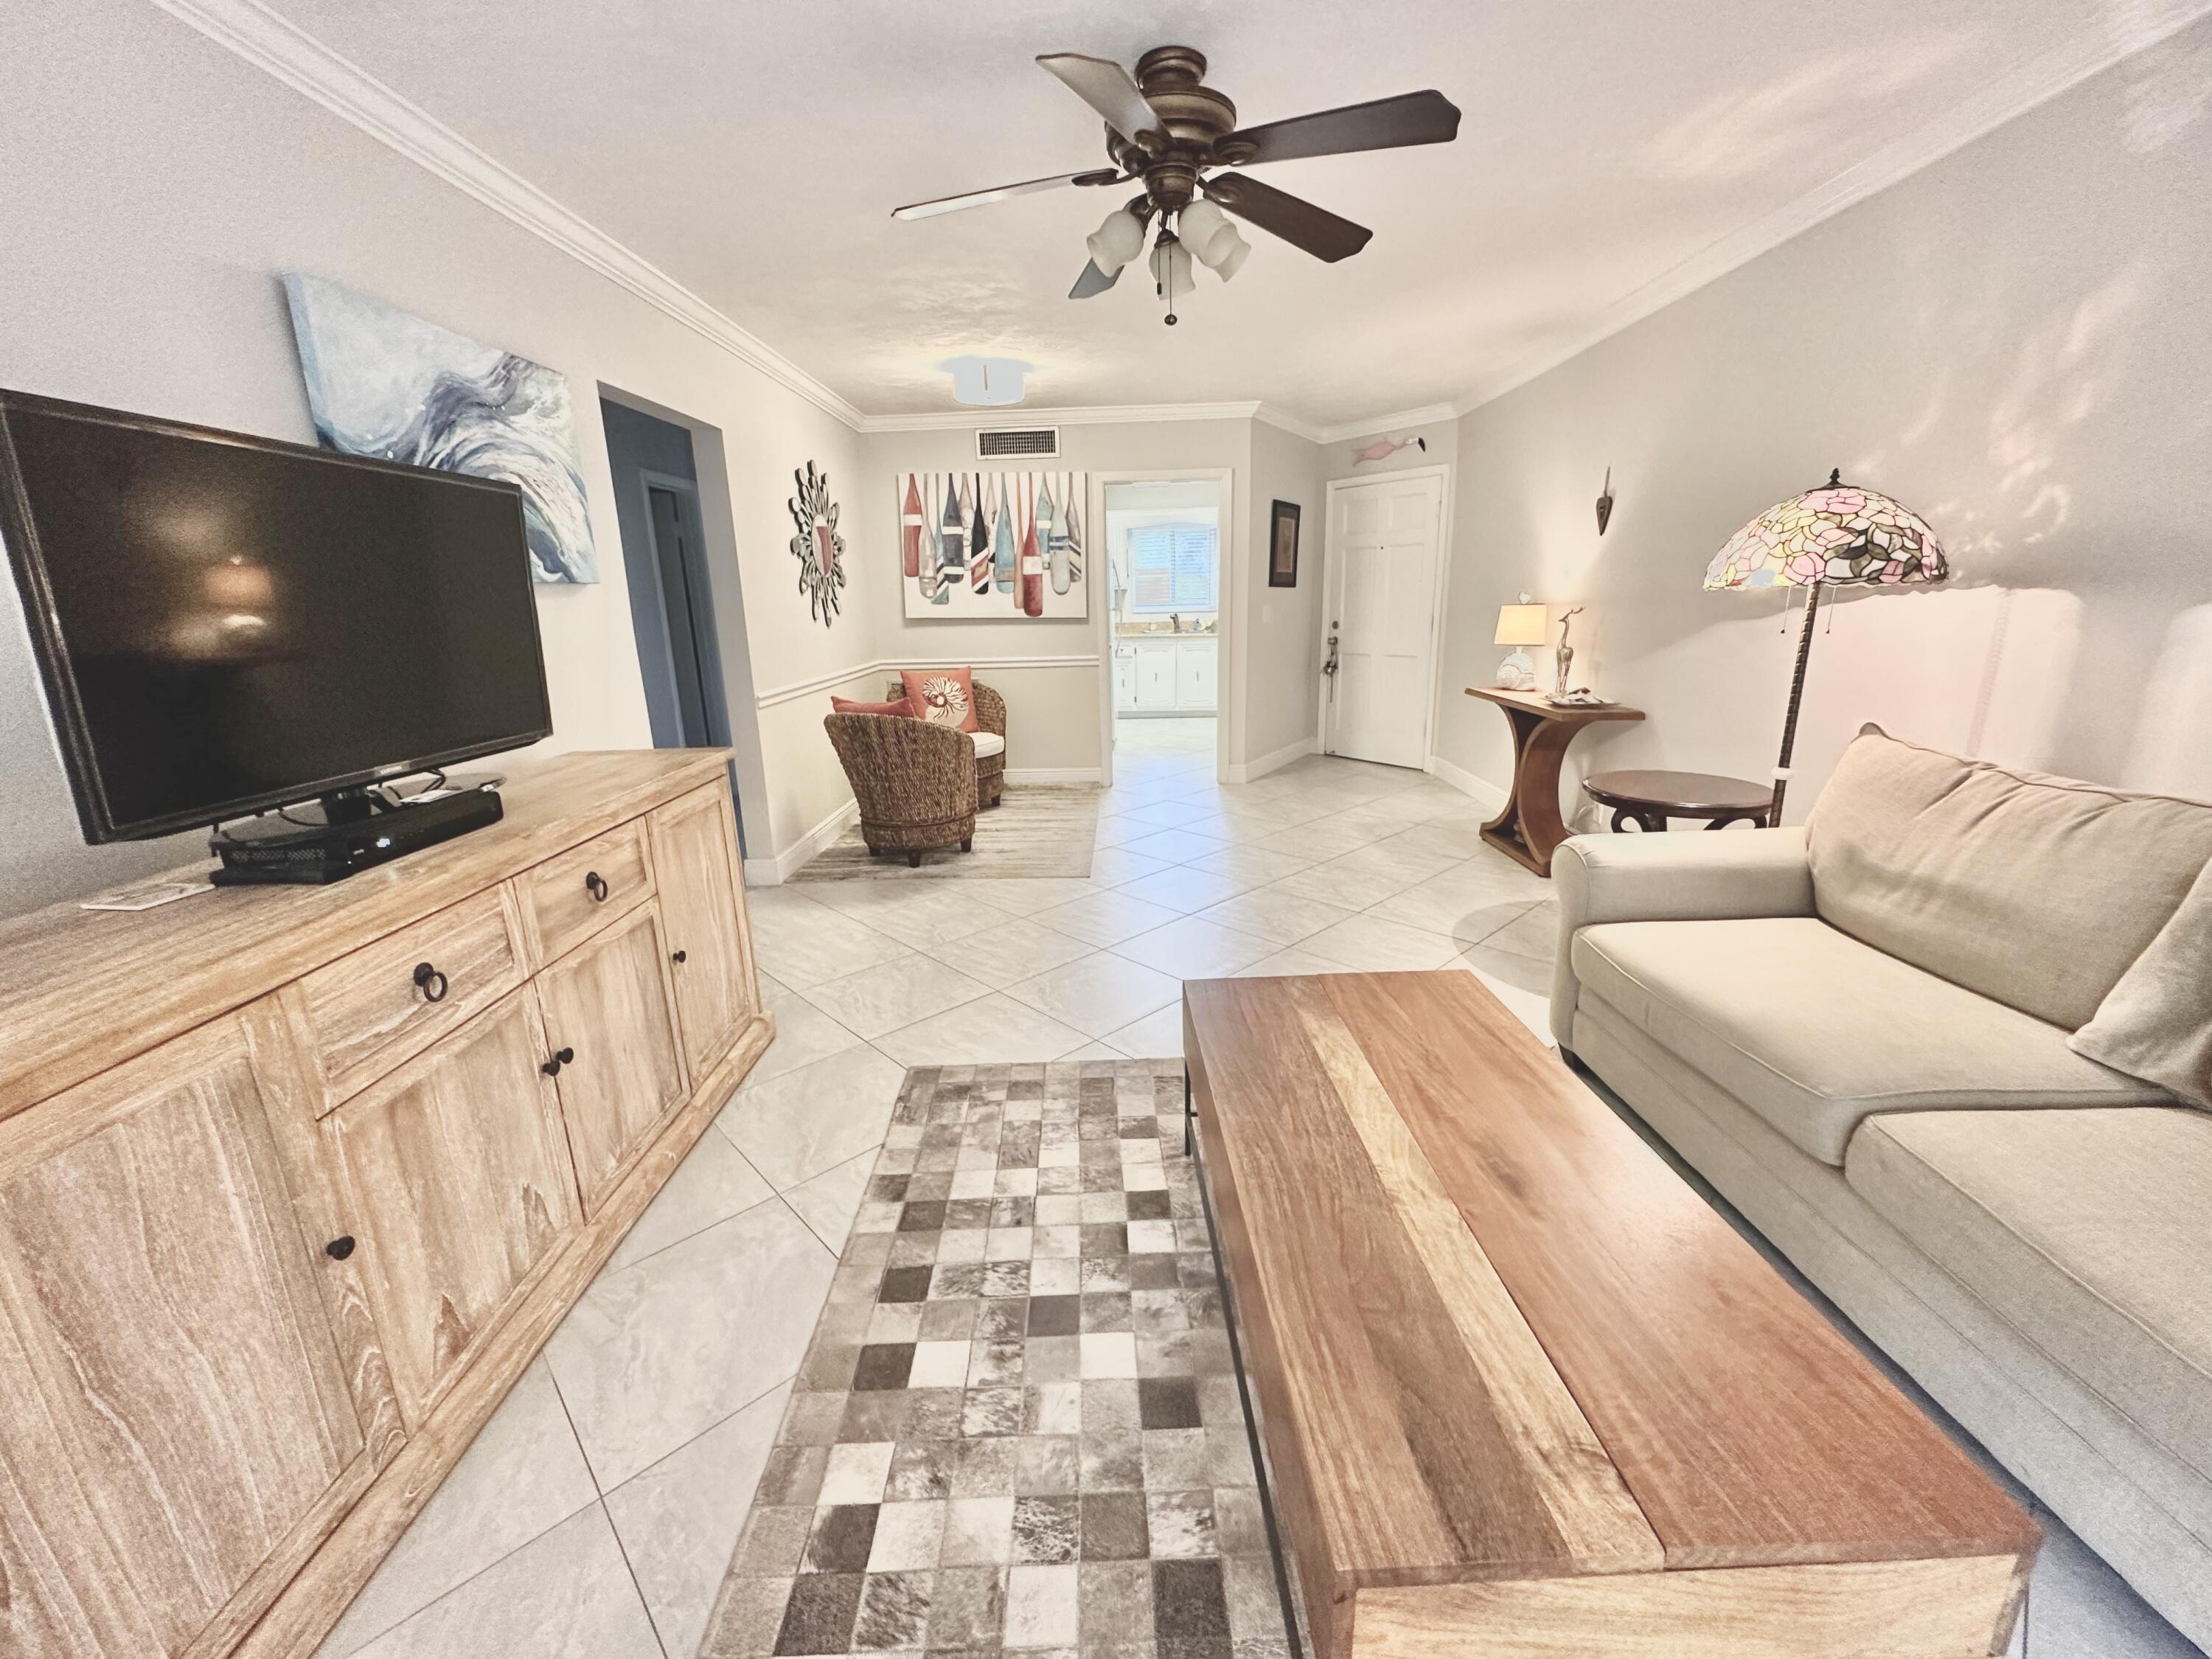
210,783,503,886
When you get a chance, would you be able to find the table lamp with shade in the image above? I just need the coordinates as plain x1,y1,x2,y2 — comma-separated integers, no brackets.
1494,596,1548,690
1705,470,1949,823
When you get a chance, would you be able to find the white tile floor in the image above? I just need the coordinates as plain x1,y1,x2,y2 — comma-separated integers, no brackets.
326,719,2203,1659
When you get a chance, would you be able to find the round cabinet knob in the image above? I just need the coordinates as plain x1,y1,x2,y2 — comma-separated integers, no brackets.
325,1235,356,1261
671,949,688,964
411,961,449,1003
584,871,610,902
541,1046,575,1077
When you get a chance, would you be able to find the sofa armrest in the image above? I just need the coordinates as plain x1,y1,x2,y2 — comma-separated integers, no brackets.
1550,827,1814,1051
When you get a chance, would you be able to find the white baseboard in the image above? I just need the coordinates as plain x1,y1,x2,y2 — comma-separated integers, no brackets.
1427,751,1507,811
1004,768,1104,785
1226,736,1315,785
745,798,859,886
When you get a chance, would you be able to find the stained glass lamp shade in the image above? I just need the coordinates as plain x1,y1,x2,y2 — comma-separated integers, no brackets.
1706,471,1950,821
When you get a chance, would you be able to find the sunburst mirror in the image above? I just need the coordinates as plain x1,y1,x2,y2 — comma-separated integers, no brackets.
787,462,846,627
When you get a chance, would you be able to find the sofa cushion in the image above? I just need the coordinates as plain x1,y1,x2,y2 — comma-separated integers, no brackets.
1805,727,2212,1029
2072,858,2212,1110
970,730,1006,759
1848,1108,2212,1484
1571,917,2168,1164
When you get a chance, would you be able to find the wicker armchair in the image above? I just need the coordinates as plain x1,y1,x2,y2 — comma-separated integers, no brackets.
973,681,1006,809
884,678,1006,810
824,711,976,866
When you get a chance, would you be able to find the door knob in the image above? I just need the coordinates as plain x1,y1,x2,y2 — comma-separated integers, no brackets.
541,1046,575,1077
671,949,688,964
324,1236,356,1261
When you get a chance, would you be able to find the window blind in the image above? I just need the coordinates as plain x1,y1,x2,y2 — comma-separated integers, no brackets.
1127,522,1218,612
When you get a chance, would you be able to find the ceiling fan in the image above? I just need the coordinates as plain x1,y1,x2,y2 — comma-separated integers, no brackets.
891,47,1460,323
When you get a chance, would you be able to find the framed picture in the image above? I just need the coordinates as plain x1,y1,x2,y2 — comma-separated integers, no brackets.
1268,499,1301,588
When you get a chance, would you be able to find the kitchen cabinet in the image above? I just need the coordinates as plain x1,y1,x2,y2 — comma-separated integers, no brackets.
1117,635,1217,714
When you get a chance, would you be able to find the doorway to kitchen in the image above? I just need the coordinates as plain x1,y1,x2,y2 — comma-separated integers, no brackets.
1102,477,1224,787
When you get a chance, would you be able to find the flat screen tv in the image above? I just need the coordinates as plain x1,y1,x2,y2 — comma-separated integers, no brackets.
0,389,552,844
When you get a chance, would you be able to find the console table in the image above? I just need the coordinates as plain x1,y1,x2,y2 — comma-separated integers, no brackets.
1182,970,2037,1659
0,750,770,1659
1465,686,1644,876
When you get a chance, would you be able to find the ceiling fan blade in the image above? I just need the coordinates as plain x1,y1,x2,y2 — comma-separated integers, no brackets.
1222,90,1461,166
1037,52,1165,146
891,170,1113,220
1203,173,1373,262
1068,259,1123,299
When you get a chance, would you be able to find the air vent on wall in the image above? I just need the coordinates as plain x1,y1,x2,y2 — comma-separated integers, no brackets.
975,426,1060,459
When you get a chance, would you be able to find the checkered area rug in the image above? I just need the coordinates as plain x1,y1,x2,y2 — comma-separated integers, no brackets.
698,1059,1295,1659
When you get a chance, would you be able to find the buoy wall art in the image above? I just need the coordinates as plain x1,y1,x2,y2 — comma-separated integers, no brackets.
896,470,1090,620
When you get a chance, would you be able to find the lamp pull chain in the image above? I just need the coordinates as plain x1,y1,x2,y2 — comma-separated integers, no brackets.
1780,585,1795,634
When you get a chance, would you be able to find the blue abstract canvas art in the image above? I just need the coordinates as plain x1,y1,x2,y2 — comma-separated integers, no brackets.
283,274,597,583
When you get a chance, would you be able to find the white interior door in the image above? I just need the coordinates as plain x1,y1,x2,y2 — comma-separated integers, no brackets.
1324,473,1445,768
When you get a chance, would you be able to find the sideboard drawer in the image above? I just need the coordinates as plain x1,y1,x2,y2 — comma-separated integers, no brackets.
518,821,654,966
299,887,524,1109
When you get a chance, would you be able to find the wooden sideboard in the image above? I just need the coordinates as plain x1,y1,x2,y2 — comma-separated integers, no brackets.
0,749,774,1659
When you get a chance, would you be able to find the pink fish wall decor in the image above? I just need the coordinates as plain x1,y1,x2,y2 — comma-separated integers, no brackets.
1350,434,1427,465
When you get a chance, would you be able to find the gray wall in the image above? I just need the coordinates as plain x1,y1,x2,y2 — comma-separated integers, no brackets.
1436,21,2212,820
601,397,703,749
1242,419,1326,768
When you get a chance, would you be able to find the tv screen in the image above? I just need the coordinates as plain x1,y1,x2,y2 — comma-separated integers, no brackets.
0,390,552,843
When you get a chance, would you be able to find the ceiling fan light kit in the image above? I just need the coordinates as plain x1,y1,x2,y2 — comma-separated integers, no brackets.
1086,204,1149,274
894,46,1461,322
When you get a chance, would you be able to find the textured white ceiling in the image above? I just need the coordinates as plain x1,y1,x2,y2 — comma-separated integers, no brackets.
259,0,2167,427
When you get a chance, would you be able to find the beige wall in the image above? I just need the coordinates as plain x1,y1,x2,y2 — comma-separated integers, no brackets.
1242,419,1326,771
0,0,869,910
1436,24,2212,823
858,420,1253,780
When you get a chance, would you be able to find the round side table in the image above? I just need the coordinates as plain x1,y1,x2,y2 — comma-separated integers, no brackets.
1584,769,1775,833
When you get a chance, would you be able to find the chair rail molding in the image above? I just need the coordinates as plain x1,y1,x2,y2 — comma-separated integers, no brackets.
754,655,1102,709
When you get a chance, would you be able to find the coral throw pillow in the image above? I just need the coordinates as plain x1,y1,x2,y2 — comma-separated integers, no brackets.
830,695,914,717
900,667,979,733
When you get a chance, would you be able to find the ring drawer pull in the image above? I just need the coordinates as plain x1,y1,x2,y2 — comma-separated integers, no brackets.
584,871,610,902
411,961,449,1003
541,1046,575,1077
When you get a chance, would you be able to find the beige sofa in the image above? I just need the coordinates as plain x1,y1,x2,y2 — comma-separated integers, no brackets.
1550,728,2212,1646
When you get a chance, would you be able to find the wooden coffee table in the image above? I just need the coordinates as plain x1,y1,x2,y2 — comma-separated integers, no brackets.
1182,971,2036,1659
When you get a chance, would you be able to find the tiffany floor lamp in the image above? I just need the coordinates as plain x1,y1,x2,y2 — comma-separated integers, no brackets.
1705,470,1949,823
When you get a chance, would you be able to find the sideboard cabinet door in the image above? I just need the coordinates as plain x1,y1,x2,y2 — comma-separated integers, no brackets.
649,782,755,1076
0,1018,382,1659
537,903,690,1214
323,987,582,1428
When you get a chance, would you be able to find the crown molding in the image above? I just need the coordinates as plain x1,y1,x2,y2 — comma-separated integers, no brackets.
156,0,2208,442
1450,2,2212,416
1252,404,1325,442
151,0,868,431
855,401,1264,434
1307,403,1461,445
